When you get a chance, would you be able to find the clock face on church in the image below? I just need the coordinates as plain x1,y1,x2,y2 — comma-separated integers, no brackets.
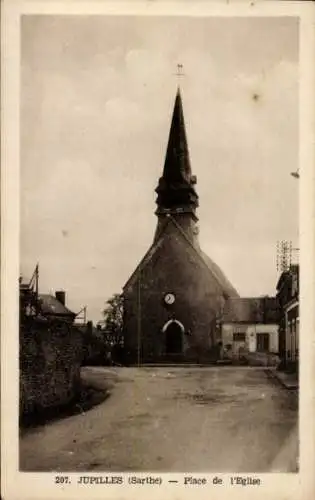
164,293,175,305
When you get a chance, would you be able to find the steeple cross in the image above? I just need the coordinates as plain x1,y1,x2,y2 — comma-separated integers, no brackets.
175,63,185,80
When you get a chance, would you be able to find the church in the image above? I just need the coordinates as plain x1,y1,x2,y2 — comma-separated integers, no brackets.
123,88,239,364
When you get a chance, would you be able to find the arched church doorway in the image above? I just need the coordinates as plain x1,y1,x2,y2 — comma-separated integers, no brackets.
162,320,184,354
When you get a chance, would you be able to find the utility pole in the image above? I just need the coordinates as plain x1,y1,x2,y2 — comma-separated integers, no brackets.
35,263,39,298
137,268,141,367
276,240,299,273
276,240,290,273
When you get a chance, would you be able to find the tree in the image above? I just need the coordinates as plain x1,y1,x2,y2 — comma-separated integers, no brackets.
102,293,124,345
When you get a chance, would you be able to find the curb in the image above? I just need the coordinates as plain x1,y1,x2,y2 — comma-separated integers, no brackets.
265,368,299,390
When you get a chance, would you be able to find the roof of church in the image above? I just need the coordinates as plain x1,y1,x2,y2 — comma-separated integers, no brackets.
124,89,238,299
167,214,238,298
201,252,239,299
155,88,198,212
123,215,239,299
162,87,192,184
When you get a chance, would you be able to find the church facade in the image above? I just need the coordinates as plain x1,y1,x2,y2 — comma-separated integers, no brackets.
123,88,239,364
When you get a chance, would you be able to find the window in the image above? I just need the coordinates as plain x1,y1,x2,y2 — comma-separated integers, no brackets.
233,332,246,342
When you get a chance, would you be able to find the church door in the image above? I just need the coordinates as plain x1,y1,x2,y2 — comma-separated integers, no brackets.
165,322,183,354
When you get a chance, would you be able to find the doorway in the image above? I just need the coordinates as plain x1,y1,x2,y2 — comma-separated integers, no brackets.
165,321,183,354
256,333,270,352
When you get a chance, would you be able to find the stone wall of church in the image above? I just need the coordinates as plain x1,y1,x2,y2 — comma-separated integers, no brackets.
123,221,226,364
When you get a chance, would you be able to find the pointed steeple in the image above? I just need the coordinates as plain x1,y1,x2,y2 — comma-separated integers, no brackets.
155,88,198,215
162,87,192,184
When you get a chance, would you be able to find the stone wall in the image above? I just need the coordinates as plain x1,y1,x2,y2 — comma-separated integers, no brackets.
20,318,84,416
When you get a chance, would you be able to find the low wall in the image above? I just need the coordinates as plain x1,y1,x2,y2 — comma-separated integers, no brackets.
20,318,84,416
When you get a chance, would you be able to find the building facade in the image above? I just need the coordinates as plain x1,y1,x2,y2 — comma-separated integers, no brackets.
221,297,279,360
123,89,239,364
276,265,299,367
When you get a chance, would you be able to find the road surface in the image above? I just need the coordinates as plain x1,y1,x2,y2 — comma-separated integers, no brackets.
20,366,298,472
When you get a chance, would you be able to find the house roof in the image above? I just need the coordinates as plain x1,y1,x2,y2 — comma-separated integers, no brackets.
38,294,76,317
123,215,239,299
222,297,279,324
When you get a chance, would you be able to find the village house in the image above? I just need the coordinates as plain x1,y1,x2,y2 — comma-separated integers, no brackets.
220,297,280,362
38,291,76,323
276,264,299,370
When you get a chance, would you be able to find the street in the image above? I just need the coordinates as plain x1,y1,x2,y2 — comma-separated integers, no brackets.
20,366,298,472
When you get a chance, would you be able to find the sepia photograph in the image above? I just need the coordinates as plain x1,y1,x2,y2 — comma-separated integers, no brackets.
17,12,302,475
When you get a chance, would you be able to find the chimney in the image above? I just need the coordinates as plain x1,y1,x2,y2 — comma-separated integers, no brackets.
55,290,66,306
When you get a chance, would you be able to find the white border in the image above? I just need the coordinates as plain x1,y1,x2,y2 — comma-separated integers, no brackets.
2,2,315,499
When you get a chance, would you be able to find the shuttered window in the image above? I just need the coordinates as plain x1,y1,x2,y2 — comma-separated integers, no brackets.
233,332,246,342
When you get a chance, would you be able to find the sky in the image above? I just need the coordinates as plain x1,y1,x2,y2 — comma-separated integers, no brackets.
20,15,299,322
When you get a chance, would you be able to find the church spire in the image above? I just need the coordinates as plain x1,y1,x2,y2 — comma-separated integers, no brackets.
155,87,198,216
162,87,192,184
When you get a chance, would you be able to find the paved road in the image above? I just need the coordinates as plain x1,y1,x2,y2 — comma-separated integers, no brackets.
20,367,298,472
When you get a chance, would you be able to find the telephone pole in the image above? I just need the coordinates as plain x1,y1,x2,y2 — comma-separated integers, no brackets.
137,268,142,367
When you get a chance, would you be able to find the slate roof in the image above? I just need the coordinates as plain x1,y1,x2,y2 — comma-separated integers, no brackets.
38,294,76,318
123,215,239,299
124,89,238,300
222,297,279,324
201,251,239,299
276,264,299,292
155,87,198,212
162,87,192,184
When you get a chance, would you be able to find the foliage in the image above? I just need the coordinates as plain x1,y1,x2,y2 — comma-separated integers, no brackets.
102,293,124,343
